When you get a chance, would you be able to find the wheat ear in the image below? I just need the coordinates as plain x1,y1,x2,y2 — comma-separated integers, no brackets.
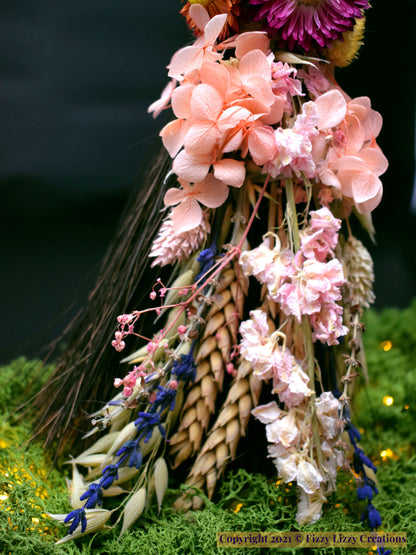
168,267,246,468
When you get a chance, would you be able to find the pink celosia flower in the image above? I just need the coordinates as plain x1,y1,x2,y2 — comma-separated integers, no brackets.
249,0,369,51
149,211,210,267
164,175,229,233
168,5,227,79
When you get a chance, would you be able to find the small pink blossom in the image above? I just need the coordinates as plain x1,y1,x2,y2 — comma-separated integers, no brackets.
272,349,312,408
146,341,158,353
300,207,341,262
239,310,275,379
239,238,292,298
276,256,346,322
265,101,319,179
112,338,125,352
310,303,349,346
117,314,135,325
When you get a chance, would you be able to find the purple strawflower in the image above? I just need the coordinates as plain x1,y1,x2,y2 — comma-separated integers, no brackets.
80,483,103,509
64,508,87,534
249,0,370,51
99,464,119,489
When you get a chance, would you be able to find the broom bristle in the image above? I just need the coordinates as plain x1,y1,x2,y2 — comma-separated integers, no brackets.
28,148,172,455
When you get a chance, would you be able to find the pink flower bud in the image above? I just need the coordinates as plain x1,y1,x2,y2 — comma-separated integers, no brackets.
146,341,158,353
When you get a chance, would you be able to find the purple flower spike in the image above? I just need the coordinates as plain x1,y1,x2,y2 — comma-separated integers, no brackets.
64,508,87,534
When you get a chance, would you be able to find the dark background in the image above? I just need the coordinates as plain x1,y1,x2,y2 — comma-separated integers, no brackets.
1,1,415,364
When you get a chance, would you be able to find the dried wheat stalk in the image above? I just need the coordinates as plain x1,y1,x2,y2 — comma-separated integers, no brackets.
168,267,247,468
174,359,262,510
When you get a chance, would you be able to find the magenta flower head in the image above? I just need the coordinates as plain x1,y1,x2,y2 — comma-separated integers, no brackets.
249,0,370,51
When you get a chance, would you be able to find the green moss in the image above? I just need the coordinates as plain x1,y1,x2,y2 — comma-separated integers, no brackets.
1,301,416,554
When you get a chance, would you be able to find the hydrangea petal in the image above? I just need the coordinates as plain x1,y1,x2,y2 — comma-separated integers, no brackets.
213,158,246,187
171,198,203,233
315,89,347,130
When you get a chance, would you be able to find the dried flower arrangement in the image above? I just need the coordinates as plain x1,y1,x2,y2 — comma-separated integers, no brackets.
43,2,391,552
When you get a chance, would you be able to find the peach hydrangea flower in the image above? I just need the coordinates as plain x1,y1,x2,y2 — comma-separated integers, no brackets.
313,89,388,214
164,175,229,233
168,5,227,79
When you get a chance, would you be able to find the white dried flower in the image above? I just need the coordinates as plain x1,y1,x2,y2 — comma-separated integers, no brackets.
149,211,210,267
